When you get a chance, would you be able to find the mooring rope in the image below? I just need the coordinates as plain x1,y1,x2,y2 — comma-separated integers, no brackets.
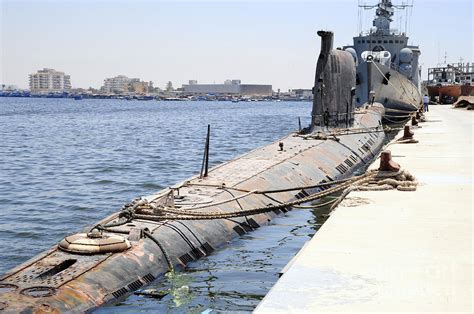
128,169,418,221
95,168,417,273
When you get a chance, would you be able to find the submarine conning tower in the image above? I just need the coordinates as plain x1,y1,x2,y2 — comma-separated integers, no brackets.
311,31,357,131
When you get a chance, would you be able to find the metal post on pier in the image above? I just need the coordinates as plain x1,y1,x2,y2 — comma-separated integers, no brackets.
200,124,211,178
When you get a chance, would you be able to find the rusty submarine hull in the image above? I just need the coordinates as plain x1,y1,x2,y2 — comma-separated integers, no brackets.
0,31,386,313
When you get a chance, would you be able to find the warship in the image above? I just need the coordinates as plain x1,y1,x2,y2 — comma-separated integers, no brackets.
344,0,422,123
0,31,386,312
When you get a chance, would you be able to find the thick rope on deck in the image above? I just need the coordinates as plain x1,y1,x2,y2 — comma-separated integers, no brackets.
116,169,417,221
329,169,418,211
358,169,418,191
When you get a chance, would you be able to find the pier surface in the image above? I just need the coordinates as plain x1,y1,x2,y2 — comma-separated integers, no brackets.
255,106,473,313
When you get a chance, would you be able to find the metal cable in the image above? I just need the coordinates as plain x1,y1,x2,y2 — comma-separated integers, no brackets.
371,61,419,110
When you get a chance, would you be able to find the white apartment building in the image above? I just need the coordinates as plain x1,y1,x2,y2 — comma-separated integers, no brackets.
29,68,71,92
102,75,140,93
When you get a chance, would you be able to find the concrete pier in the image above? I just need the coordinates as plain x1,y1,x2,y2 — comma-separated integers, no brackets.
255,106,473,313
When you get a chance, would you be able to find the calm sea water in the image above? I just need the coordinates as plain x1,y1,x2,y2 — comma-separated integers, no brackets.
0,97,328,312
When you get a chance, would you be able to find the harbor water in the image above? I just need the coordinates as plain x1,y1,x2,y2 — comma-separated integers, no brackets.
0,98,329,312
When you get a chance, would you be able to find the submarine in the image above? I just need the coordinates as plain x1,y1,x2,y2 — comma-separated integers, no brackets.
0,31,386,312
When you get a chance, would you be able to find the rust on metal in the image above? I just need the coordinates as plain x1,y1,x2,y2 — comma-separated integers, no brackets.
378,150,400,172
0,30,388,313
401,125,414,140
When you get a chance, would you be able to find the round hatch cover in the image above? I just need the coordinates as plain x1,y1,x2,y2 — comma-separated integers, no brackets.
59,232,131,254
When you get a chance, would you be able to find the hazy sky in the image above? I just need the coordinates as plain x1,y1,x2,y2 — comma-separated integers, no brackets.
1,0,473,90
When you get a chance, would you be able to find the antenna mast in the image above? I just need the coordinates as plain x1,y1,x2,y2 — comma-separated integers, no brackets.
358,0,413,35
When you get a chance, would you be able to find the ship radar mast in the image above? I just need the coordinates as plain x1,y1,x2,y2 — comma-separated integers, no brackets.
358,0,413,36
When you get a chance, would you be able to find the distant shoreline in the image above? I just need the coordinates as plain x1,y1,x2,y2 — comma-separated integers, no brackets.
0,94,312,102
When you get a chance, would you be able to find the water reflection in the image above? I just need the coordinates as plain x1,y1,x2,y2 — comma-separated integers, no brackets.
98,200,332,313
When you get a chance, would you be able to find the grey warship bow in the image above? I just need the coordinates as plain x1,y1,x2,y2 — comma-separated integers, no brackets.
0,31,386,312
344,0,422,123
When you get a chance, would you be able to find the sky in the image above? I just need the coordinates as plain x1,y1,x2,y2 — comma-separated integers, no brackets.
1,0,473,91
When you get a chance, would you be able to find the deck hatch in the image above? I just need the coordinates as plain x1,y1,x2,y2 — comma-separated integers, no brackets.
37,259,76,280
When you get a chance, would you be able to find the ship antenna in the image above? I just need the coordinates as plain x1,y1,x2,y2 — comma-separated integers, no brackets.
357,0,361,35
404,0,408,34
359,0,413,35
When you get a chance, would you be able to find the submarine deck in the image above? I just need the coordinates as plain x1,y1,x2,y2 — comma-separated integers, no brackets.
255,105,473,313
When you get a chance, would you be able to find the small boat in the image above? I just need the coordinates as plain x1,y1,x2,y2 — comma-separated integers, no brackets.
73,95,83,100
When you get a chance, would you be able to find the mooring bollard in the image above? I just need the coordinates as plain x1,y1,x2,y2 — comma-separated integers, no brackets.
411,116,418,126
379,150,400,172
402,125,414,139
396,125,419,143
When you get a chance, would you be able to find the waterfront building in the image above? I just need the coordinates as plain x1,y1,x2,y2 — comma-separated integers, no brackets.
129,81,149,94
182,80,272,96
29,68,71,93
102,75,138,93
101,75,150,94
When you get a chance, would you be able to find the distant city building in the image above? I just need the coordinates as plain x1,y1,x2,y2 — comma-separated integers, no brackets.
101,75,151,94
292,89,313,100
29,68,71,92
165,81,174,92
182,80,272,96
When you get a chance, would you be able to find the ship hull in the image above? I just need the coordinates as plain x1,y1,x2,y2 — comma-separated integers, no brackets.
460,85,474,96
0,105,385,313
427,84,474,104
356,61,422,123
427,84,461,102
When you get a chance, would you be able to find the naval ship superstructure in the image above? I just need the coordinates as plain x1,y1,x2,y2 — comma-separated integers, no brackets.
0,31,386,313
344,0,422,123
